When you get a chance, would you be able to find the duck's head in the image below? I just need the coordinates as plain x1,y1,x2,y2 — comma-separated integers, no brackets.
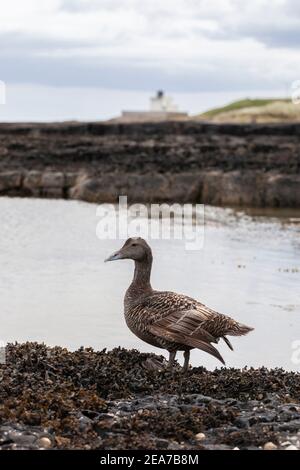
105,237,152,262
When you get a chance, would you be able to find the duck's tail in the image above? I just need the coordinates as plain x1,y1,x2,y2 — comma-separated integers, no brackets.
221,320,253,351
226,320,254,337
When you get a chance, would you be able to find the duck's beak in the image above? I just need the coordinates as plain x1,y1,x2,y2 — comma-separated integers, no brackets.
104,250,123,262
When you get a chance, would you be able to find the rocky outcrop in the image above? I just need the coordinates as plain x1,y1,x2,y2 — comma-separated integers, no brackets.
1,169,83,199
0,121,299,207
69,170,300,207
70,172,202,203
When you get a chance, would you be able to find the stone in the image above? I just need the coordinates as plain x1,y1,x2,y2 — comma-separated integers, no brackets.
166,173,202,202
55,436,71,447
285,445,298,451
264,442,277,450
220,171,259,206
195,433,206,441
155,438,170,449
23,171,42,190
0,171,22,191
41,172,65,188
201,171,223,206
42,187,64,199
70,173,169,204
37,437,52,449
65,172,81,188
265,174,300,208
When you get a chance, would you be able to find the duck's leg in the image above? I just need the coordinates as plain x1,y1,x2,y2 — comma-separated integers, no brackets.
182,350,190,373
168,351,176,370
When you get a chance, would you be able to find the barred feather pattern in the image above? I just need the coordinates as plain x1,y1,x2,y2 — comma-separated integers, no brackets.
125,289,253,364
113,237,254,366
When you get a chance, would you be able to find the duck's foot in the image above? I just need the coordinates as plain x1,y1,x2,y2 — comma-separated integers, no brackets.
182,350,190,374
168,351,176,371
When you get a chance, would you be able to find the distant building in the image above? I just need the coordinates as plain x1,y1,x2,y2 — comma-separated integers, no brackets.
150,90,179,112
120,90,188,122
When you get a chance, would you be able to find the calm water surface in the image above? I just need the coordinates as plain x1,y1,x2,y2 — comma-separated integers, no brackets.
0,197,299,370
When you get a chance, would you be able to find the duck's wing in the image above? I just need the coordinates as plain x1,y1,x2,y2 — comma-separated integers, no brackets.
147,300,225,364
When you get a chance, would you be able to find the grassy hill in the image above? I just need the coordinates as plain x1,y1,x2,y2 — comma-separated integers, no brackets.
197,98,300,123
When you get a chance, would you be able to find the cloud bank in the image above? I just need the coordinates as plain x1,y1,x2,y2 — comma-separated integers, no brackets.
1,0,300,92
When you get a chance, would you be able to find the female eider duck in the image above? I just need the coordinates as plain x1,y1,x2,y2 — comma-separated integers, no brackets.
105,237,253,372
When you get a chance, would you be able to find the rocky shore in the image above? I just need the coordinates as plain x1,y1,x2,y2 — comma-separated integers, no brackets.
0,343,299,450
0,122,299,207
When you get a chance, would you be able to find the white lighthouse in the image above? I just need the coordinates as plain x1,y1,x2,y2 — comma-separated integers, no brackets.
120,90,188,122
150,90,179,112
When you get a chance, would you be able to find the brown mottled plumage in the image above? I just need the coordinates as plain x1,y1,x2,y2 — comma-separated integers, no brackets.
105,237,253,372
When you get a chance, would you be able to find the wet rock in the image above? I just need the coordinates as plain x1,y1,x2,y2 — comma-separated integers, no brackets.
234,417,249,429
0,423,53,450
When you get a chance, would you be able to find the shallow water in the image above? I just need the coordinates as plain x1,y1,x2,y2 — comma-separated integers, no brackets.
0,197,299,370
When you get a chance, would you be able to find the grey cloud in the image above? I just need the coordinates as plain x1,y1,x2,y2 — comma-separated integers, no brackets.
0,32,88,54
1,0,299,92
204,0,300,48
0,52,279,92
216,23,300,49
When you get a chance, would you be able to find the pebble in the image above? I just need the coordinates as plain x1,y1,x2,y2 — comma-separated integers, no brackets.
264,442,277,450
195,433,206,441
285,445,298,451
38,437,52,449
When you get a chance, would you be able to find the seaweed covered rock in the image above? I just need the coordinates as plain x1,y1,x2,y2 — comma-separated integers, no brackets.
0,343,299,450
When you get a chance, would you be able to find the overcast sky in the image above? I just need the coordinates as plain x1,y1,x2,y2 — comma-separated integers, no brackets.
0,0,299,121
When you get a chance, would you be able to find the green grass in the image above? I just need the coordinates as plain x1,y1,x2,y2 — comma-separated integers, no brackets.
200,98,290,118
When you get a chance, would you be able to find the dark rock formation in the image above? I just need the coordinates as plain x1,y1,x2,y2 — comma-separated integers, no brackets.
0,121,299,207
